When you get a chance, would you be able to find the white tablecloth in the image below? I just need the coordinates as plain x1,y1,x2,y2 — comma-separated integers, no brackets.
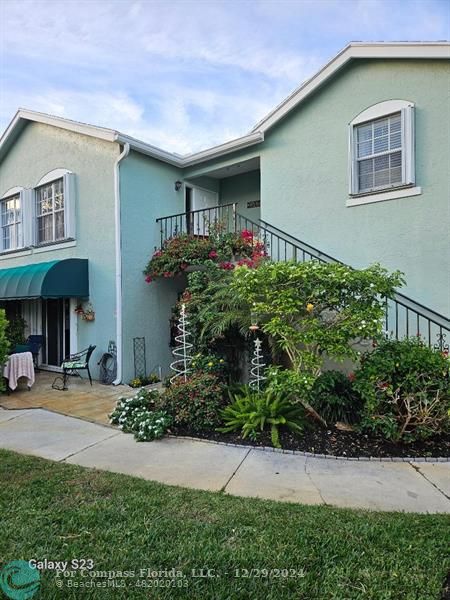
3,352,35,390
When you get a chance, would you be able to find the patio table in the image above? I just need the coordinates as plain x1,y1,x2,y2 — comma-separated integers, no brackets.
3,352,35,391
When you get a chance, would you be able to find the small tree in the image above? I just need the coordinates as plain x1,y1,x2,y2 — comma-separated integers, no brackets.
0,310,10,391
232,261,404,378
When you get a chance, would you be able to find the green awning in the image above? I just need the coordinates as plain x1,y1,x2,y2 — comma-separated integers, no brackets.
0,259,89,300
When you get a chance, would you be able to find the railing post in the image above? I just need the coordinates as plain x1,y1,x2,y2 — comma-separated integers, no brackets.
159,220,163,249
232,203,237,233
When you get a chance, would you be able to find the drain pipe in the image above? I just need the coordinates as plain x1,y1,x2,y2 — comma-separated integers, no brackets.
113,142,130,385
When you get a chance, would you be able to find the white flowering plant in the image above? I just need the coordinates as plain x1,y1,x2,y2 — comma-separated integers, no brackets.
109,389,172,442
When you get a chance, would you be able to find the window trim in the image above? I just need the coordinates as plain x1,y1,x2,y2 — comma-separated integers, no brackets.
0,192,23,252
348,100,416,202
35,178,66,246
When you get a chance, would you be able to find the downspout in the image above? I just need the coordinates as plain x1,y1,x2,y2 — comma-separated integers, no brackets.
113,142,130,385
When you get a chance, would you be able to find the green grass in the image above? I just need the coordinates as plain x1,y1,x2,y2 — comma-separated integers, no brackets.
0,450,448,600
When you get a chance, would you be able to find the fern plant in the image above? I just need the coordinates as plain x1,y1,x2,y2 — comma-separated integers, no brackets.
218,387,304,448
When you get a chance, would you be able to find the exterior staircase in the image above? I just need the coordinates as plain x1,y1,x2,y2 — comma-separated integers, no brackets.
156,203,450,352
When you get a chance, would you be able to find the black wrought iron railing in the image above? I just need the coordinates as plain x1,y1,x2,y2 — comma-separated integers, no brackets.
156,203,450,351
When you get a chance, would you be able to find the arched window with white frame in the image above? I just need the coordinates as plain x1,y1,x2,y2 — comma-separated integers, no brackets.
349,100,417,202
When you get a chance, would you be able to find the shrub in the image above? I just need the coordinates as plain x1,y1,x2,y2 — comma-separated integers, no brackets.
308,370,363,425
354,337,450,442
218,387,305,448
191,352,228,378
109,389,172,441
0,310,9,391
158,372,226,432
5,314,26,348
128,373,160,388
232,261,403,377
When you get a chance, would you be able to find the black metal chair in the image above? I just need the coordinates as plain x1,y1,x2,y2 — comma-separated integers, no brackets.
52,345,96,391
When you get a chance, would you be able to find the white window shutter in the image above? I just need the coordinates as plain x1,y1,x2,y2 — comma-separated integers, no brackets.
401,105,415,185
63,172,76,239
348,125,357,194
21,189,35,247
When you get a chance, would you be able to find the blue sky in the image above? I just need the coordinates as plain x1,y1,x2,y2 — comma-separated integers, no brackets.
1,0,449,154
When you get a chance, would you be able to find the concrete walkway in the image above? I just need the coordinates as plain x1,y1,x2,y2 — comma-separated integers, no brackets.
1,408,449,514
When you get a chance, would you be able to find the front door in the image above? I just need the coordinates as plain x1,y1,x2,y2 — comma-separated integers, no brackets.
187,186,218,235
41,299,70,367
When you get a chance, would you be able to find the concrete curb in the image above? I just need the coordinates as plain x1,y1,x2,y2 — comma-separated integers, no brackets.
168,434,450,463
1,406,448,463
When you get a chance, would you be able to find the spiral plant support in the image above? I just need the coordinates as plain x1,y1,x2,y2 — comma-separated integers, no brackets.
249,337,267,390
170,303,193,383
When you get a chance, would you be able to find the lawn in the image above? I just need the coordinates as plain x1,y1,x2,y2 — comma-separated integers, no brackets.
0,450,448,600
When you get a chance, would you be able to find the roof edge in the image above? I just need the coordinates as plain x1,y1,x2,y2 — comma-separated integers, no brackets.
1,43,448,166
251,41,450,133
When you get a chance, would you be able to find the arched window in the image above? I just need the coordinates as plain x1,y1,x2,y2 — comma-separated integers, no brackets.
349,100,417,201
1,187,24,251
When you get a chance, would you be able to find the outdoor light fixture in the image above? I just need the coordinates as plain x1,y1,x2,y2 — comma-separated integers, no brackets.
174,180,182,191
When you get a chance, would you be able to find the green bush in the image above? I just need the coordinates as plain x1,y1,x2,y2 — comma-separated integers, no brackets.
218,387,305,448
191,352,228,379
109,389,172,441
128,373,160,388
5,314,25,348
158,372,226,432
354,337,450,442
0,310,10,392
308,370,363,425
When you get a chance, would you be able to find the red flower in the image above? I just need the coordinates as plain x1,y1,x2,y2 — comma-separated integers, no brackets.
241,229,254,241
219,261,235,270
145,275,152,283
153,250,163,258
163,271,173,278
348,372,355,382
208,250,218,259
180,262,188,270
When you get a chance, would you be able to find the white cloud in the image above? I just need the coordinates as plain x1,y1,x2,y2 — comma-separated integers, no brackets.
1,0,449,154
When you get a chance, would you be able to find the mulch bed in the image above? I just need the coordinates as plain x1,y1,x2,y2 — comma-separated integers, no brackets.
172,424,450,458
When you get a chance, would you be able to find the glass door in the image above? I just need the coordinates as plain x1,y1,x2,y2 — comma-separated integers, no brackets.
41,299,70,368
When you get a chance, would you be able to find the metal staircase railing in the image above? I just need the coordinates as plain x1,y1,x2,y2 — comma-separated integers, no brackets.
156,203,450,351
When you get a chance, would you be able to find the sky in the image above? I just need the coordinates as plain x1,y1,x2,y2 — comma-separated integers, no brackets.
0,0,449,154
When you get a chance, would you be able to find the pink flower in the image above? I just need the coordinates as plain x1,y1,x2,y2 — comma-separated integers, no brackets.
209,250,218,259
348,372,355,382
163,271,173,278
219,261,235,270
153,250,163,258
145,275,152,283
241,229,254,241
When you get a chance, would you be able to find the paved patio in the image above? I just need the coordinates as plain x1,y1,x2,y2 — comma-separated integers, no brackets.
0,407,449,513
0,371,129,425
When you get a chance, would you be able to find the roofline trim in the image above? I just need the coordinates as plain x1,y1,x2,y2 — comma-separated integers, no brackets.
251,42,450,133
1,43,448,166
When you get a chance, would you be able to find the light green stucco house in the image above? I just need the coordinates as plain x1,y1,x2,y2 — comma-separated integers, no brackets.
0,42,449,383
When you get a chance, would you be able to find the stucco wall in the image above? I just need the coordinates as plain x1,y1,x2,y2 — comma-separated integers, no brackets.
119,150,185,382
261,59,450,314
220,170,260,221
0,121,119,374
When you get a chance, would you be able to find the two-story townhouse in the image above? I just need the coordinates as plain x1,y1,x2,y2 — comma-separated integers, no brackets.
0,42,449,384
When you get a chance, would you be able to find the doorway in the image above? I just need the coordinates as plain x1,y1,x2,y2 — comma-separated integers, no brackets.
185,185,219,235
41,298,70,368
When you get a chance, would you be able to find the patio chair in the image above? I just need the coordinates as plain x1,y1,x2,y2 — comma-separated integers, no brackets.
26,335,44,368
52,345,96,391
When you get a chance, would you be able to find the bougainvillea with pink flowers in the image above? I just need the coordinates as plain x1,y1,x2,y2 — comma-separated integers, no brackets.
144,226,267,282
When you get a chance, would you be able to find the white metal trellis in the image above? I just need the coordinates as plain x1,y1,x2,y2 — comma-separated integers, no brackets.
249,337,266,390
170,303,193,383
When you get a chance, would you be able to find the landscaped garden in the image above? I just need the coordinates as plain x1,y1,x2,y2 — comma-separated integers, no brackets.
112,227,450,458
1,449,449,599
